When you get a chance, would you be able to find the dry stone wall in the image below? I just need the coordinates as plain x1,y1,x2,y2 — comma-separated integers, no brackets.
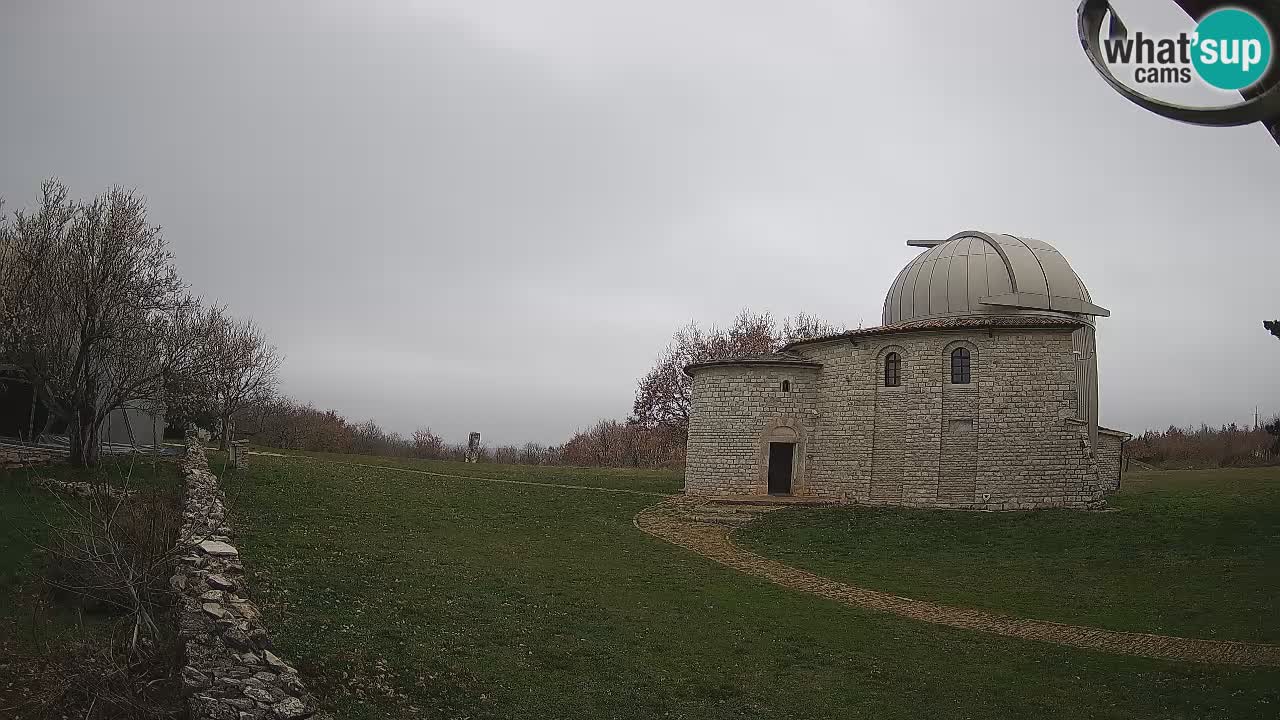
173,433,329,720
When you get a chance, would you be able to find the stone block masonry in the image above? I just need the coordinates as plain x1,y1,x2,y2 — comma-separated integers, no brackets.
685,364,820,497
173,433,330,720
685,327,1122,510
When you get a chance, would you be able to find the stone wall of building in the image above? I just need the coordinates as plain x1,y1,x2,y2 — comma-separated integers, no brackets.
173,433,328,720
686,327,1113,510
1096,429,1127,492
684,364,819,496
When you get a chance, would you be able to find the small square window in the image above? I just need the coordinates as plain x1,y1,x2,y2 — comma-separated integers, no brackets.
781,380,791,393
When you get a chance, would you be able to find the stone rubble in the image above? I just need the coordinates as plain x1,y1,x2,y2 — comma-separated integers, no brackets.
173,431,330,720
35,476,137,498
0,445,62,470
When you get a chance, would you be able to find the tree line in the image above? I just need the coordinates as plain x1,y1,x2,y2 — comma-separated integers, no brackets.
628,309,845,436
0,180,280,465
226,309,843,468
232,401,689,468
1127,421,1279,469
6,178,1271,470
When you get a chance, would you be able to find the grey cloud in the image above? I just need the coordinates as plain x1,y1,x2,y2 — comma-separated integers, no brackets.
2,0,1277,444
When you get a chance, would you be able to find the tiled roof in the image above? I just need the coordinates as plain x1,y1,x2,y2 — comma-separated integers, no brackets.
684,351,822,375
783,314,1086,350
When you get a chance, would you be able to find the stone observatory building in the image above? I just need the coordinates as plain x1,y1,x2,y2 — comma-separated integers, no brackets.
683,230,1129,510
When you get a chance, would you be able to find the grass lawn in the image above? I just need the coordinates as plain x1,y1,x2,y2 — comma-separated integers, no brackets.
222,454,1278,720
272,450,686,495
738,467,1280,645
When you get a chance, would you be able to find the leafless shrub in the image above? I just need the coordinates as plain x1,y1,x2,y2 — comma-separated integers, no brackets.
234,398,685,468
10,468,185,719
1127,420,1279,468
412,427,446,459
630,309,843,437
518,442,547,465
493,445,519,464
28,621,184,720
560,418,685,468
39,485,181,650
234,396,359,453
349,418,409,456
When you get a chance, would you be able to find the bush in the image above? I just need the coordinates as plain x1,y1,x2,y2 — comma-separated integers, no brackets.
20,470,185,718
233,398,685,469
1127,420,1279,469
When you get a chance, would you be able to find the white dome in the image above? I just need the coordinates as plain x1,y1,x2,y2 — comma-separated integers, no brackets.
882,231,1108,327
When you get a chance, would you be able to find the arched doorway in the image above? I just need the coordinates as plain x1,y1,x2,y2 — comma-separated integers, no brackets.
766,426,798,495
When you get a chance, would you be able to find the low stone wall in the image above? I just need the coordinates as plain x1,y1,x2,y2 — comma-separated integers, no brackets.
172,435,328,720
0,444,62,469
1096,429,1127,492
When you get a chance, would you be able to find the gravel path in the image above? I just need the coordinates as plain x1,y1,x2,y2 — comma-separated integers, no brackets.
634,497,1280,667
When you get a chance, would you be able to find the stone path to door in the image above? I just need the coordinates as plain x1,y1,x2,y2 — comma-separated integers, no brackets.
634,497,1280,667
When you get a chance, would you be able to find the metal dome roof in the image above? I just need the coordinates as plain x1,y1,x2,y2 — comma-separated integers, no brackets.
882,231,1109,327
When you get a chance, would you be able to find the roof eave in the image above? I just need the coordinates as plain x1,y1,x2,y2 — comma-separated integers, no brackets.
782,317,1087,351
683,358,823,377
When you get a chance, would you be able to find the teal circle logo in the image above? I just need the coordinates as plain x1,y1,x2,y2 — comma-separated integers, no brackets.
1191,8,1272,90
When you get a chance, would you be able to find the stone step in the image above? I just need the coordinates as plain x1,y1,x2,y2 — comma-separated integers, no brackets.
684,513,758,526
701,495,838,507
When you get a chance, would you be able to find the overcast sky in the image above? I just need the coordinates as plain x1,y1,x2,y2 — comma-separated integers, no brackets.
2,1,1277,445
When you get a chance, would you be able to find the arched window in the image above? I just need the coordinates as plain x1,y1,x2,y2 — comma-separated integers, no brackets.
781,380,790,393
951,347,971,384
884,352,900,387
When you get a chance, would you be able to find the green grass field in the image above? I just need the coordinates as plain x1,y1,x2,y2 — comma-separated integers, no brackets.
738,467,1280,645
220,454,1279,719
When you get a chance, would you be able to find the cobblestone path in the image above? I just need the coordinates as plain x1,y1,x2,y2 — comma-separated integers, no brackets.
634,497,1280,667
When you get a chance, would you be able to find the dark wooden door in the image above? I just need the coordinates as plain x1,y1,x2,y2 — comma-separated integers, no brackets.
767,442,794,495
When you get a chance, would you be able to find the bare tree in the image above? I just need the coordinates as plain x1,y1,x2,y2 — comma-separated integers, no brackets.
781,311,845,344
412,426,445,459
630,309,844,436
205,310,281,450
0,181,216,465
493,445,520,464
518,441,545,465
